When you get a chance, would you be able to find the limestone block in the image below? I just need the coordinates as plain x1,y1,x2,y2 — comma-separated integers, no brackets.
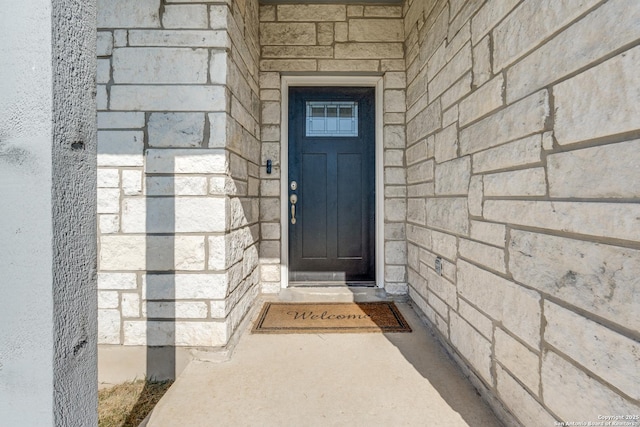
407,199,426,225
260,179,280,197
406,140,428,166
506,0,640,103
100,235,206,271
347,5,363,17
98,112,145,129
450,312,492,383
551,139,640,198
426,268,456,308
261,125,280,142
472,134,541,174
277,4,346,21
260,23,316,45
146,149,226,174
110,85,226,111
209,51,227,84
428,291,448,319
98,309,121,345
364,5,402,17
428,229,458,260
143,273,227,300
113,30,127,47
334,22,348,42
208,231,247,270
384,167,406,185
428,43,472,101
121,293,140,318
544,301,640,399
261,101,281,125
511,229,640,329
467,175,483,217
407,102,441,145
261,223,280,240
260,5,276,22
472,36,491,87
384,125,406,149
408,183,434,198
98,273,137,290
145,301,208,319
261,46,333,59
209,5,227,30
496,366,558,427
458,260,540,347
435,157,470,195
128,30,228,48
471,0,519,45
146,176,208,196
441,72,472,110
426,198,469,235
97,85,108,110
380,59,405,72
384,150,404,167
485,200,640,242
123,320,227,347
407,160,434,184
554,45,640,146
459,239,505,274
97,59,110,84
386,223,407,241
334,43,403,59
259,240,280,263
460,90,548,155
97,188,120,214
97,0,161,28
385,187,406,198
162,5,208,29
542,131,554,151
542,350,640,422
406,224,429,249
121,197,226,233
493,0,600,71
458,299,492,339
317,60,378,72
121,170,143,196
384,72,406,89
317,23,334,46
447,0,483,41
98,291,119,309
348,19,403,42
384,198,406,222
459,74,503,126
261,264,280,282
384,90,406,113
470,220,505,247
112,48,208,83
483,168,546,197
385,241,406,265
434,124,458,164
97,31,113,56
260,198,280,222
99,215,120,234
97,131,144,167
495,328,539,393
97,169,119,188
385,266,406,283
417,5,447,67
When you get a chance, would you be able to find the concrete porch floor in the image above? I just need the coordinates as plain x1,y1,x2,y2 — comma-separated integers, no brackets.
145,288,504,426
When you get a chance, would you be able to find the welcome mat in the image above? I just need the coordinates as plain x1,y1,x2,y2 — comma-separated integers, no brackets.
252,302,412,334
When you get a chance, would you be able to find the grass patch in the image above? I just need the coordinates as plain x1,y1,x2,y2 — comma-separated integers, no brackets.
98,379,173,427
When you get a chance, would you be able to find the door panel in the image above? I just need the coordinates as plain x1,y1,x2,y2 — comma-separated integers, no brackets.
288,87,375,284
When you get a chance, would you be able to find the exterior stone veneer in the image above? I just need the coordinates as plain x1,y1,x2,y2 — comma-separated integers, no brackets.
97,0,261,347
95,0,640,424
258,3,409,294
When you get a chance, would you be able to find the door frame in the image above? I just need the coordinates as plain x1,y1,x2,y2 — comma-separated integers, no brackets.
280,75,384,289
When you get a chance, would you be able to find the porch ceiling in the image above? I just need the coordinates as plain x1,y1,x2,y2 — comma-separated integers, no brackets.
260,0,402,4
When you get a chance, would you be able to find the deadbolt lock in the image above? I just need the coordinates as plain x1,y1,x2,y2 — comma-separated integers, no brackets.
290,181,298,191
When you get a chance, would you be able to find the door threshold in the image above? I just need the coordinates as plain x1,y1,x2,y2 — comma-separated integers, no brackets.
289,281,376,287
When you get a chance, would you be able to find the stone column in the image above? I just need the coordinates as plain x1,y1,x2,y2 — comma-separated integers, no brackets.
0,0,97,425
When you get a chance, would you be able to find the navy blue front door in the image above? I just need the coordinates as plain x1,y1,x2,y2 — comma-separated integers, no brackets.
288,87,375,284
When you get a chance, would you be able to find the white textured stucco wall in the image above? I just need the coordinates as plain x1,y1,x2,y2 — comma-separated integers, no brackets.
0,0,97,424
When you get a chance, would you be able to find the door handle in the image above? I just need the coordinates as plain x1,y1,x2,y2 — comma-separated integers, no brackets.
290,194,298,224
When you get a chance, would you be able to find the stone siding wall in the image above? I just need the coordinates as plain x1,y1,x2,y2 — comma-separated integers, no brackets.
96,0,260,347
258,4,409,293
403,0,640,423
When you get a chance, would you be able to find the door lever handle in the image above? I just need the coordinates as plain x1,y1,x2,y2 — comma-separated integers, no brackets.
290,194,298,224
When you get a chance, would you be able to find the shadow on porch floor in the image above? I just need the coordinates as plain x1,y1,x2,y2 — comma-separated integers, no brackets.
143,288,503,426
